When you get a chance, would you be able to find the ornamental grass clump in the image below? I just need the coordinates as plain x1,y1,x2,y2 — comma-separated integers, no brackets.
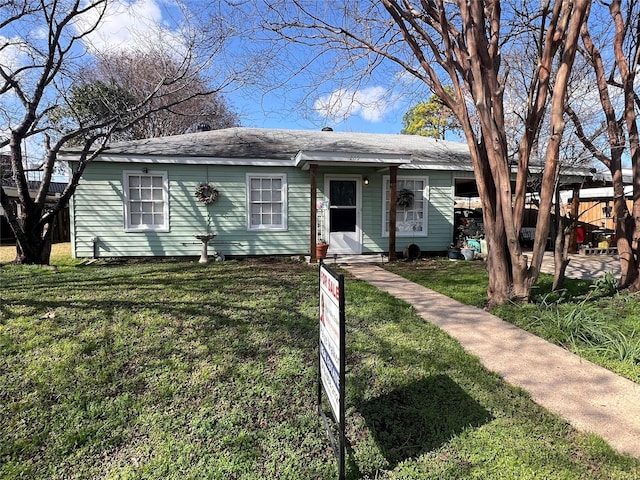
530,296,639,364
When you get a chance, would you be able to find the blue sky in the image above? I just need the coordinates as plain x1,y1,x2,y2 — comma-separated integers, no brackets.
229,83,412,134
0,0,427,184
62,0,418,135
4,0,629,159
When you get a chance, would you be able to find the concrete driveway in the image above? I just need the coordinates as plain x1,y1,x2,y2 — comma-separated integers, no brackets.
539,252,620,280
336,251,621,282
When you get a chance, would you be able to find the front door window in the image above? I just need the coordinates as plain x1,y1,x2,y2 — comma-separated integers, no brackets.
326,178,361,254
329,180,357,233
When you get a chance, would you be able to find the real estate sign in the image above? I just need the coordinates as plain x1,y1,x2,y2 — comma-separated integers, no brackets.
318,261,346,479
319,263,343,421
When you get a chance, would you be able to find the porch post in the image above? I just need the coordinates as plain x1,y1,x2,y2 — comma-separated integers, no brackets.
310,163,318,263
389,165,398,261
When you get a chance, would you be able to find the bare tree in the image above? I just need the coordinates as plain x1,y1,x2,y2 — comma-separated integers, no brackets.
78,51,239,139
0,0,236,264
567,0,640,290
258,0,590,305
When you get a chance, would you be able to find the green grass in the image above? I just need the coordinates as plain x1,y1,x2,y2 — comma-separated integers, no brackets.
1,258,640,478
385,258,640,384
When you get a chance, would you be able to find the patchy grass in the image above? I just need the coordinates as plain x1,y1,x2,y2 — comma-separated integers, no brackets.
0,242,73,265
1,258,639,478
386,258,640,384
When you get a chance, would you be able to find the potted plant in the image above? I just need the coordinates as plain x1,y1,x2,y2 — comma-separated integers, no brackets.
447,244,462,260
459,240,476,260
316,239,329,259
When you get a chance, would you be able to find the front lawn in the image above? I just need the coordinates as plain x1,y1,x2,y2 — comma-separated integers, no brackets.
1,259,639,479
385,258,640,384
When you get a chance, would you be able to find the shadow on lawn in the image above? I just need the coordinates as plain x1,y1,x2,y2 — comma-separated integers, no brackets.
359,374,492,468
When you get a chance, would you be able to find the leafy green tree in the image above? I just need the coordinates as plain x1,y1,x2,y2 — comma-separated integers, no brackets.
401,90,460,139
50,81,140,144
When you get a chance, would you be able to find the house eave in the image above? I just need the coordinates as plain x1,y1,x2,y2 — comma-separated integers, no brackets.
400,163,474,171
62,153,298,168
294,150,412,170
2,185,61,202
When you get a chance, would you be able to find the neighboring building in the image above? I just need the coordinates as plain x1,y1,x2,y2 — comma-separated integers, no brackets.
560,170,634,248
60,127,592,260
0,154,11,180
1,154,70,244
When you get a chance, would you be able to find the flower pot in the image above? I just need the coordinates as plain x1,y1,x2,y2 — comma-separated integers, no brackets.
460,247,475,260
447,247,462,261
403,243,421,260
316,243,329,259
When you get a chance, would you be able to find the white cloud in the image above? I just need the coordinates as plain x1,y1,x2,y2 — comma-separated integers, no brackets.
313,86,396,124
74,0,184,55
0,35,30,75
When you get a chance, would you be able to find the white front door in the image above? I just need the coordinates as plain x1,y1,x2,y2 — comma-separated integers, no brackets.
325,177,362,254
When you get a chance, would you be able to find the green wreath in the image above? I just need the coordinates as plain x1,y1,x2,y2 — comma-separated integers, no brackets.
195,182,219,205
397,188,415,208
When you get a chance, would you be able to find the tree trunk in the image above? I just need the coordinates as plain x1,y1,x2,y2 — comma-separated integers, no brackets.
567,186,580,254
13,209,54,265
610,0,640,291
576,3,640,290
552,186,570,291
485,215,513,307
616,201,638,289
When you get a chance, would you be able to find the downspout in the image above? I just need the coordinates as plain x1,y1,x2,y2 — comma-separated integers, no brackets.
91,236,99,259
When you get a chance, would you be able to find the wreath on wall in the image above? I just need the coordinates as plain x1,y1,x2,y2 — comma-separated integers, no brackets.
195,182,219,205
397,188,415,208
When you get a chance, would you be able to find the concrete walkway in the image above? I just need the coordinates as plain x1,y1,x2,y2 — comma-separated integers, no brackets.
538,251,621,280
342,262,640,459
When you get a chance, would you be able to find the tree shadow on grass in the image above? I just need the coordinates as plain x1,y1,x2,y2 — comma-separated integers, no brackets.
359,374,492,469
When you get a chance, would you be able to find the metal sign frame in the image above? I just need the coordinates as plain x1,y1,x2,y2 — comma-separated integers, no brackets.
318,260,346,480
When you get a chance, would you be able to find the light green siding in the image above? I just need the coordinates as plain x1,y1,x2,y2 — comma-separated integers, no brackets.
350,168,455,254
72,162,311,258
72,162,458,259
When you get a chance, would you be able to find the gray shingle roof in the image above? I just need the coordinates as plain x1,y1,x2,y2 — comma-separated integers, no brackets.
68,127,474,171
1,178,66,193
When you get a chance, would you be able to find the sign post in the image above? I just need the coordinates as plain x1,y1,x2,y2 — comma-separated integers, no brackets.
318,261,346,480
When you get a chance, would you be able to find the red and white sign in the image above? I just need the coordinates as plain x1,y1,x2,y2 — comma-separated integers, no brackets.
319,264,341,422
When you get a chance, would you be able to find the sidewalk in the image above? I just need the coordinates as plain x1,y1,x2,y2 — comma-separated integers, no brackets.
342,263,640,459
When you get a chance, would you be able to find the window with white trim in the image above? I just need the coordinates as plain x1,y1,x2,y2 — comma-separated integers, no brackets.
247,174,287,231
383,176,429,236
123,171,169,232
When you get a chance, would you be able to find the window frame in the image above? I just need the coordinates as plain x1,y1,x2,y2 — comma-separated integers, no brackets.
246,173,288,231
382,175,429,237
123,170,170,233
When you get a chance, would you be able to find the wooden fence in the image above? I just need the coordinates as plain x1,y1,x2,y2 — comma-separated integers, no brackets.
0,206,70,245
572,199,633,232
